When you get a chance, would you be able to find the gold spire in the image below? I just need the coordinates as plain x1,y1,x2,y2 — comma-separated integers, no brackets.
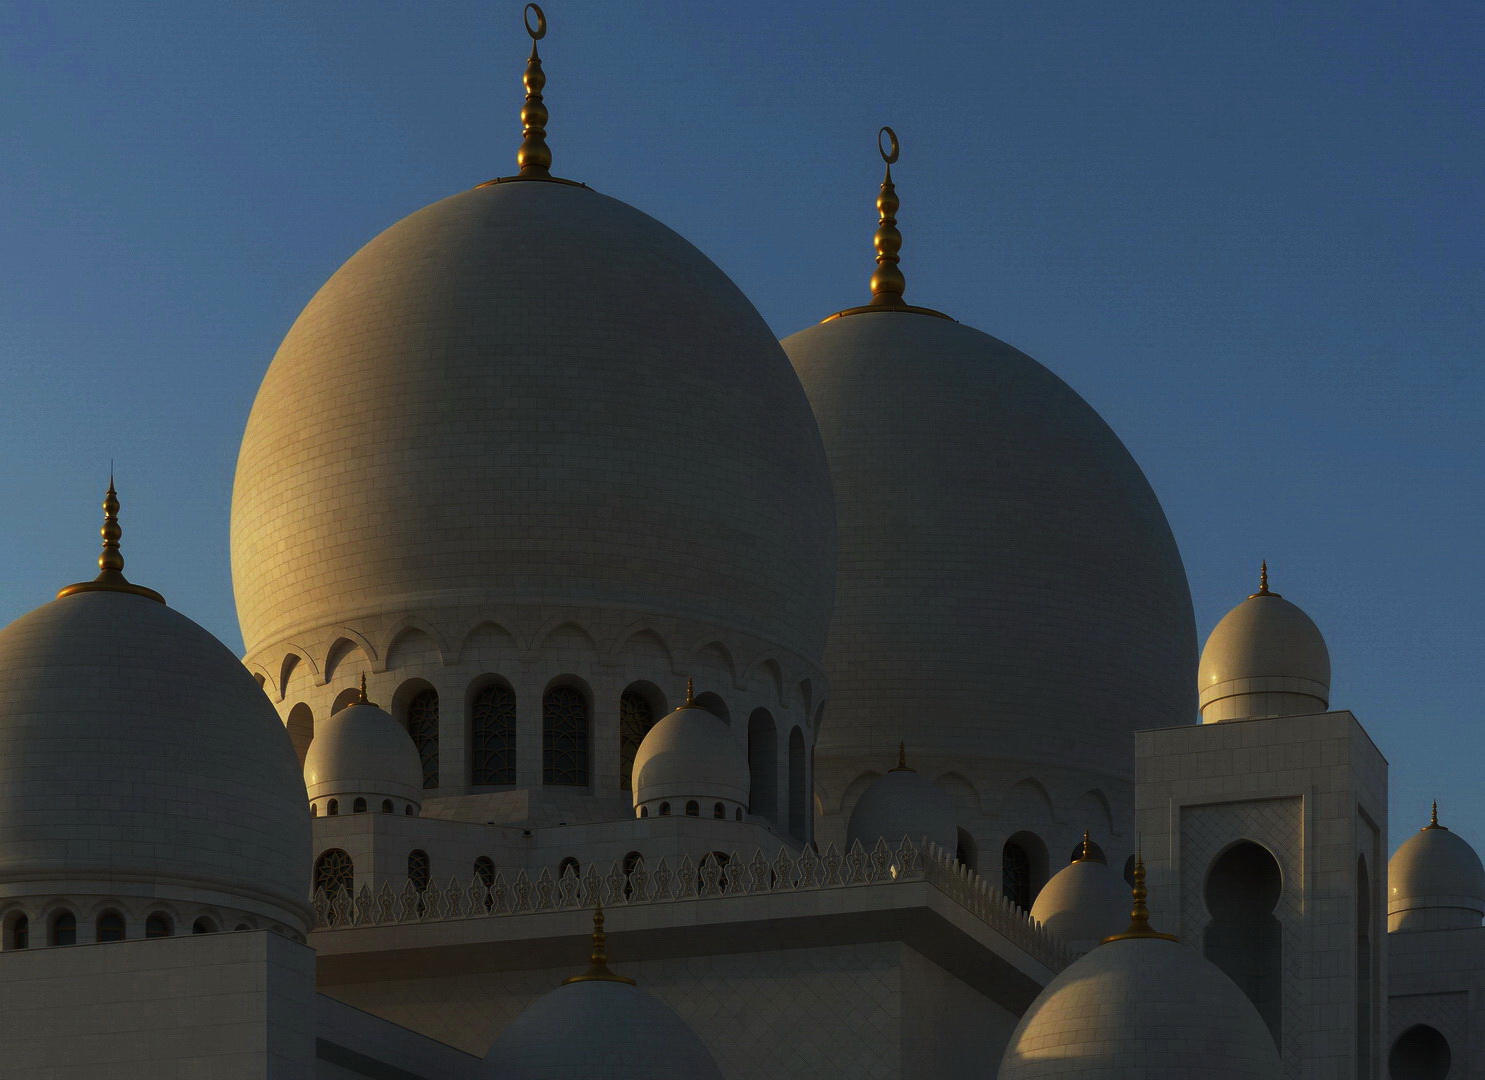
889,739,912,772
684,677,695,707
56,477,165,604
1250,559,1281,598
1424,800,1446,830
358,673,370,705
1073,831,1093,862
562,899,637,986
822,127,951,323
1102,852,1178,944
516,4,551,178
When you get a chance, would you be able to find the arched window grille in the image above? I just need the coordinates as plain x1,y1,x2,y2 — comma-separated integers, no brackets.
542,686,589,786
97,911,125,942
192,918,216,935
145,914,172,938
314,849,354,898
408,850,431,893
51,911,76,947
406,689,440,789
9,914,28,950
618,689,656,791
471,683,517,785
685,800,700,817
713,802,726,819
381,799,393,813
326,798,338,816
352,798,367,814
1002,841,1033,911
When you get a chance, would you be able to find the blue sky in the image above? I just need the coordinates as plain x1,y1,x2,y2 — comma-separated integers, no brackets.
1,1,1481,852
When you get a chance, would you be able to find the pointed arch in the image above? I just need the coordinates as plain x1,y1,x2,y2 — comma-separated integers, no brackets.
385,625,444,670
1075,788,1115,836
740,656,785,703
1001,777,1056,823
458,620,520,664
839,770,883,818
535,621,601,664
277,648,318,701
688,641,737,684
933,772,983,816
797,678,814,715
609,624,676,670
324,634,374,683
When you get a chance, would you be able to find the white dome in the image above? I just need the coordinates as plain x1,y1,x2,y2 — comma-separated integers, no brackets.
232,179,835,670
0,589,311,932
632,701,748,814
784,312,1195,807
845,765,955,851
488,979,722,1080
1030,856,1130,954
1388,807,1485,932
999,936,1283,1080
303,695,423,808
1199,573,1329,723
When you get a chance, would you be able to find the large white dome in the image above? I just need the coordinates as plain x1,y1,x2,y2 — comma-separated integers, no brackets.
0,589,311,931
233,179,836,666
784,311,1196,815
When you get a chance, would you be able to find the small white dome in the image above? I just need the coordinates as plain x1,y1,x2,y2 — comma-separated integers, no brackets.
1199,567,1329,723
632,697,748,815
1388,806,1485,932
0,588,311,932
1031,854,1130,954
303,691,423,808
845,761,955,851
999,936,1283,1079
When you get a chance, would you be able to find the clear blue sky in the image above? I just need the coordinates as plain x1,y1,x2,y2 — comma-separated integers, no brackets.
2,1,1481,853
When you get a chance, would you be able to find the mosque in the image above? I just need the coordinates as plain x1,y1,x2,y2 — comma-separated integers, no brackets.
0,7,1480,1079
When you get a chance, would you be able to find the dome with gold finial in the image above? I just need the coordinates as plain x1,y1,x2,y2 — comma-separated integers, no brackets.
999,857,1283,1079
483,901,723,1079
631,680,749,820
1388,802,1485,932
232,7,835,691
1198,562,1330,723
844,741,956,851
0,482,311,934
1029,834,1130,955
302,675,424,816
783,130,1195,839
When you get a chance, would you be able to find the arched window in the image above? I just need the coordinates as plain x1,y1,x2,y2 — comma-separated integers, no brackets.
659,802,671,817
381,799,393,813
713,802,726,819
747,709,778,824
542,685,589,786
1002,832,1048,911
50,911,76,947
234,923,251,931
788,727,808,842
313,849,354,898
957,828,978,871
97,911,125,942
408,850,431,893
286,703,314,766
326,798,338,816
405,804,415,816
352,798,367,814
1389,1024,1451,1080
7,913,28,950
618,689,657,791
558,857,580,879
192,918,216,935
639,806,649,818
685,801,700,817
694,691,729,724
1204,841,1283,1048
406,689,440,789
471,682,517,785
735,807,743,821
310,804,319,817
145,914,172,938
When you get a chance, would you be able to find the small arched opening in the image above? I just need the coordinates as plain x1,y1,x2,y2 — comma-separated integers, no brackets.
145,914,172,938
5,912,28,950
192,918,217,935
685,801,700,817
1002,832,1048,911
956,828,978,871
747,708,778,825
286,703,314,767
1204,841,1283,1049
381,799,393,813
96,911,125,943
1389,1025,1451,1080
787,727,808,843
50,911,76,947
352,798,367,813
659,802,671,816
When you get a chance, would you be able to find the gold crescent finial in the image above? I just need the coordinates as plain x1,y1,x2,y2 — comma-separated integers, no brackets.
1075,831,1092,862
1425,800,1445,830
1102,850,1178,943
562,897,637,985
57,476,164,604
516,4,552,179
684,678,695,707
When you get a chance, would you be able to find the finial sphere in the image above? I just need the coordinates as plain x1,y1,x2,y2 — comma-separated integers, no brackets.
878,125,900,165
524,3,547,40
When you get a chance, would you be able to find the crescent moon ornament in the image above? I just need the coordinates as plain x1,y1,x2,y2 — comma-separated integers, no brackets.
878,126,900,165
524,3,547,40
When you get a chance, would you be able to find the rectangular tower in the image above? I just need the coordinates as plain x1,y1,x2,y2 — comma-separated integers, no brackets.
1135,709,1387,1080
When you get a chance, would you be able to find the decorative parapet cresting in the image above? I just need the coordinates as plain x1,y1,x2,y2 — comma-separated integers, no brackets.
310,838,1071,971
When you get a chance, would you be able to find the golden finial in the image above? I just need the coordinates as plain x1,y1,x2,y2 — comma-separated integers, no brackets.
684,678,695,707
821,128,951,323
57,476,164,604
358,673,369,705
1250,559,1281,598
562,899,637,986
889,739,913,772
1424,800,1446,831
516,4,551,178
1073,831,1093,862
1102,852,1178,944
